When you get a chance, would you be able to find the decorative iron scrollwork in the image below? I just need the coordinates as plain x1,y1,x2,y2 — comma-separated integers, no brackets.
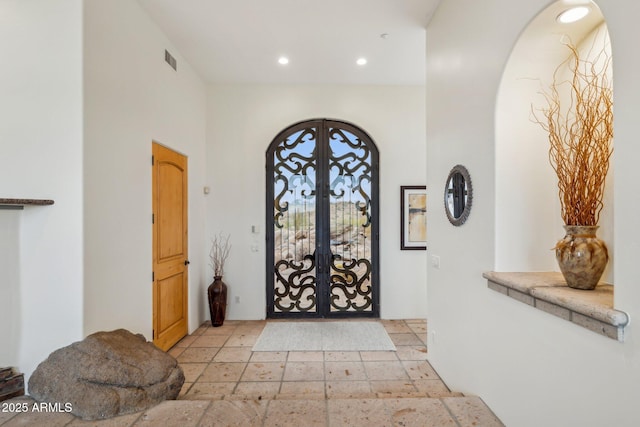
328,127,373,312
274,254,317,312
272,128,318,313
273,129,317,230
330,254,372,311
268,120,378,317
328,128,372,228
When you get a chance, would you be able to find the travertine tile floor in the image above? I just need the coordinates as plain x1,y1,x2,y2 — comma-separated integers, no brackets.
0,319,504,426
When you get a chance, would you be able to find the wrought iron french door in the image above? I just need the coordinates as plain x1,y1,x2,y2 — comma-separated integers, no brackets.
266,119,379,318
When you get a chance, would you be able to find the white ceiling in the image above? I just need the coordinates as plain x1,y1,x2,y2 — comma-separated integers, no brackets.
523,1,605,58
137,0,441,85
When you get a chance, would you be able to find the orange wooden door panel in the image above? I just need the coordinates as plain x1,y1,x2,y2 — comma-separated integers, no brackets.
152,142,188,351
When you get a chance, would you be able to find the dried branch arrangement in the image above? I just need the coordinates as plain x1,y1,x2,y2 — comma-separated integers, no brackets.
532,40,613,226
209,232,231,277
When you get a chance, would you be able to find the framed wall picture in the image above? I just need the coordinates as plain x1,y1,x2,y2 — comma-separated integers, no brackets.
401,185,427,250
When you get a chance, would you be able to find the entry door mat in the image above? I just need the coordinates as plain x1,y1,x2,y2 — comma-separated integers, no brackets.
252,321,396,352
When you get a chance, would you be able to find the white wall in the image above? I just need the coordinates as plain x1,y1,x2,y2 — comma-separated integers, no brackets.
495,17,564,272
0,212,21,369
427,1,640,426
0,0,84,379
83,0,207,337
206,84,427,320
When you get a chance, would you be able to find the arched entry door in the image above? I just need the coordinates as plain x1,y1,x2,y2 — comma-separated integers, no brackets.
266,119,379,318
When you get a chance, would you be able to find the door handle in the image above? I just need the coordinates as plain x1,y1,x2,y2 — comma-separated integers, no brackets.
316,252,322,273
322,254,330,274
184,260,190,266
315,253,332,274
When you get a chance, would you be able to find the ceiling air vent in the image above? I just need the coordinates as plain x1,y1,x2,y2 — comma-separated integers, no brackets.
165,49,177,71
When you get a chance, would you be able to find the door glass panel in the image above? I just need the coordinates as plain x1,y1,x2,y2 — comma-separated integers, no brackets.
272,128,318,313
328,128,373,312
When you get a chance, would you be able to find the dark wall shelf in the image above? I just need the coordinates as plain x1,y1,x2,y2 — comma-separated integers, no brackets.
0,198,55,210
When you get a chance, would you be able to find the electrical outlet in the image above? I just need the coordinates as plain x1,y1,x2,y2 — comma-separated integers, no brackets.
431,255,440,269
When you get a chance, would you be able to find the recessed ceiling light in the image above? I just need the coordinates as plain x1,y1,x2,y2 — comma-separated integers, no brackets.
557,6,590,24
278,56,289,65
356,58,367,66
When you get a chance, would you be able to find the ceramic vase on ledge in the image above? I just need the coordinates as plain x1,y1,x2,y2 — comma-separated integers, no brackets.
207,276,228,327
555,225,608,290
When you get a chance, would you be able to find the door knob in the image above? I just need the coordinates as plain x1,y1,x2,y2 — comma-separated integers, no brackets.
184,260,190,265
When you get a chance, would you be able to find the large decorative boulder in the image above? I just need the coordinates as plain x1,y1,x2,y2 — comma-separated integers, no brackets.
28,329,184,420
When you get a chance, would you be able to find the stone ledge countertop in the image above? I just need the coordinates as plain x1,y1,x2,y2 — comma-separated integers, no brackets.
483,271,629,327
0,198,54,206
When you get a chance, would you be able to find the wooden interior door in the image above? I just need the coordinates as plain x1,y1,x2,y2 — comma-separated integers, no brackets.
152,142,189,350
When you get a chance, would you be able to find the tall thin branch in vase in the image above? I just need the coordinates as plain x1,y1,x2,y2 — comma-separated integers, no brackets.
532,39,613,226
209,232,231,277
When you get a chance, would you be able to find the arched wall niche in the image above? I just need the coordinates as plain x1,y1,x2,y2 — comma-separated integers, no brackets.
495,0,614,282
